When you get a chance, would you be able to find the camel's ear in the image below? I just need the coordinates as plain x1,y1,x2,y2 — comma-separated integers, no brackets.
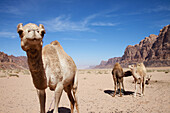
39,24,46,37
17,23,23,37
39,24,45,29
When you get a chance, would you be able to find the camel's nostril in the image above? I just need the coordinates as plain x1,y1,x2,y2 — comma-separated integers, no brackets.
33,38,39,42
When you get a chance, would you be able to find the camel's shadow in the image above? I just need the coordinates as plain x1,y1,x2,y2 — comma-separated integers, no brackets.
47,107,71,113
104,89,134,97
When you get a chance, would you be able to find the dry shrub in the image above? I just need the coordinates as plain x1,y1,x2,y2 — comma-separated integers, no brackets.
8,73,19,77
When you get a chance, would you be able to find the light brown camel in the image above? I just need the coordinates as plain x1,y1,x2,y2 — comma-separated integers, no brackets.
112,63,125,97
17,23,79,113
128,63,147,97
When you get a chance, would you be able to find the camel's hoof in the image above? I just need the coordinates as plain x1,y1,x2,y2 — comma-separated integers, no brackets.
133,95,136,98
112,94,116,97
140,94,144,97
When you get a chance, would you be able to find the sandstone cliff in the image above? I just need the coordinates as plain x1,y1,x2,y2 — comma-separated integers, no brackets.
95,57,121,69
0,51,28,69
95,25,170,68
144,25,170,67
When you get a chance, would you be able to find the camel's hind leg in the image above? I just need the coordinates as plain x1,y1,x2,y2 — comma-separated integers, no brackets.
122,81,125,92
37,89,46,113
113,81,117,97
119,80,122,97
73,86,79,113
65,86,75,113
112,76,117,97
53,83,64,113
72,72,80,113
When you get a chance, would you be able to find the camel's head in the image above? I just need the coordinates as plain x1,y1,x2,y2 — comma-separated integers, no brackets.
128,64,136,70
17,23,46,51
145,74,152,85
136,62,144,67
137,63,141,67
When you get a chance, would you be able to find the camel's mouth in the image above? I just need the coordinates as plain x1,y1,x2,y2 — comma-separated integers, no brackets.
27,38,42,44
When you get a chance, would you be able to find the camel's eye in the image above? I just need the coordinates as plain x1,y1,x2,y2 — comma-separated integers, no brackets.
41,30,45,37
18,30,23,37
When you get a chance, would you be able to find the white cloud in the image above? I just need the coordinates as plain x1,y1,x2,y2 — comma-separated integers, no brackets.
91,22,119,27
124,5,170,16
0,6,22,15
61,37,97,42
90,38,97,42
62,38,79,41
0,32,17,38
39,15,90,32
39,14,119,32
145,5,170,13
39,8,121,32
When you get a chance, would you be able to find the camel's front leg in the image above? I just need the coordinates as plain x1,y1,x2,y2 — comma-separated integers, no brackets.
53,83,64,113
134,80,137,97
140,81,143,96
37,89,46,113
113,80,117,97
119,81,122,97
142,77,146,96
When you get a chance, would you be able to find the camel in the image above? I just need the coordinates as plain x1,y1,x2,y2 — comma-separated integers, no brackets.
17,23,79,113
124,70,151,85
128,63,147,97
111,63,125,97
145,74,152,85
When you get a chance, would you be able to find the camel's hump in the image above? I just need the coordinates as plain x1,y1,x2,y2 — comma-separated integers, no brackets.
49,40,64,50
50,40,60,45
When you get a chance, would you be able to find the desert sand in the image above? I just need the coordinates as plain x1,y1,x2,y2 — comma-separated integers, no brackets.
0,67,170,113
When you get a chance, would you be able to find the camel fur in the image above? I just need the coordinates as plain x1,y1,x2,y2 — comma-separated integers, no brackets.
128,63,147,97
17,23,79,113
112,63,125,97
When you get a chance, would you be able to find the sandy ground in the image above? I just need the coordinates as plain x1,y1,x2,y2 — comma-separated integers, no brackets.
0,67,170,113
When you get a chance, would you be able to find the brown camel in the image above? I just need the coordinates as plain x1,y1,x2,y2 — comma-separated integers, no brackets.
112,63,125,97
17,23,79,113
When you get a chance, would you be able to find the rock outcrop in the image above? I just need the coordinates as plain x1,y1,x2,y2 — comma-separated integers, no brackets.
144,25,170,67
120,34,158,67
0,51,28,69
95,25,170,68
95,57,121,69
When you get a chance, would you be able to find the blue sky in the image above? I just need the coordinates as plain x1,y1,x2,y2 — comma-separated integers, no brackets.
0,0,170,68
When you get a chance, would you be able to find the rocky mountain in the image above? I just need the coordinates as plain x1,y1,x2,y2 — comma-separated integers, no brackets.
0,51,28,69
95,57,121,69
95,25,170,68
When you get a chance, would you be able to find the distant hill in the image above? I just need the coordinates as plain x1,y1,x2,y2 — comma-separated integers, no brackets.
95,25,170,68
0,52,28,70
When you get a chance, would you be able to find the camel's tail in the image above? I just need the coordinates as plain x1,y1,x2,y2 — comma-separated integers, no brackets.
73,70,80,113
73,70,78,92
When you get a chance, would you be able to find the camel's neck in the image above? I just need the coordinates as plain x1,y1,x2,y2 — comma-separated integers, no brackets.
26,49,47,90
131,68,136,75
27,49,43,72
131,68,140,79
